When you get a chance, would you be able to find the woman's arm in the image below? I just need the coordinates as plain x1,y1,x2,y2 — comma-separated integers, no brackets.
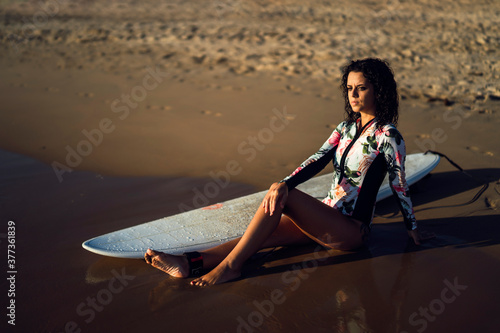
263,143,334,216
380,127,419,232
280,123,343,190
262,124,344,216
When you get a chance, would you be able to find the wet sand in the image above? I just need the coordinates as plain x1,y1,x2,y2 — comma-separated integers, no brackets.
1,0,500,332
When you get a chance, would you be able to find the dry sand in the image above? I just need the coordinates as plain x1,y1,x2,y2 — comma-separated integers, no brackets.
1,0,500,332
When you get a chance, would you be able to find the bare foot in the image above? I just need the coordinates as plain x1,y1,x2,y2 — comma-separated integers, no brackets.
190,261,241,287
144,249,189,278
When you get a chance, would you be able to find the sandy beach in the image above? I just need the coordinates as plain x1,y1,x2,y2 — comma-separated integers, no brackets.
1,0,500,332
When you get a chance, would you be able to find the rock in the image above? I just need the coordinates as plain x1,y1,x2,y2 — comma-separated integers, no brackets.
401,49,413,58
476,36,487,45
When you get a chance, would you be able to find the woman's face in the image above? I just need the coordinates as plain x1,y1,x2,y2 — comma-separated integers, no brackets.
346,71,376,116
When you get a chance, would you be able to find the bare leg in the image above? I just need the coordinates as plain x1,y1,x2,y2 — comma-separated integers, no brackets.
144,215,312,277
190,189,365,286
190,200,284,286
201,216,313,269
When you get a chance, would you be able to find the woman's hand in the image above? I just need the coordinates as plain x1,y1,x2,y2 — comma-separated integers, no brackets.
262,182,288,216
408,228,436,245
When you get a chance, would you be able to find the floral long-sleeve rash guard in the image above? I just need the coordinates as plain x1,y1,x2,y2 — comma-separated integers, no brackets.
280,118,417,230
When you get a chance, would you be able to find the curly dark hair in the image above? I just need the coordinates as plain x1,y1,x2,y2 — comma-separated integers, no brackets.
340,58,399,128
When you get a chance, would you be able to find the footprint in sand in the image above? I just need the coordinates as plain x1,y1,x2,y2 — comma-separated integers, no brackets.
317,93,331,99
10,82,28,88
146,105,172,111
416,133,431,139
476,109,495,114
270,113,296,122
466,146,494,157
46,87,59,93
201,110,222,117
214,85,247,92
77,92,95,98
286,84,302,94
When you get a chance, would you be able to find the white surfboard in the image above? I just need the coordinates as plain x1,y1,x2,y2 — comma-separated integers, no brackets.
82,153,440,258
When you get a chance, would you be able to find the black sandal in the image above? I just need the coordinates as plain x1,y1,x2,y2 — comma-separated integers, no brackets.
184,251,204,276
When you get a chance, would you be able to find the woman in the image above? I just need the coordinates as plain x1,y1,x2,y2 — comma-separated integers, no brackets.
145,58,429,287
